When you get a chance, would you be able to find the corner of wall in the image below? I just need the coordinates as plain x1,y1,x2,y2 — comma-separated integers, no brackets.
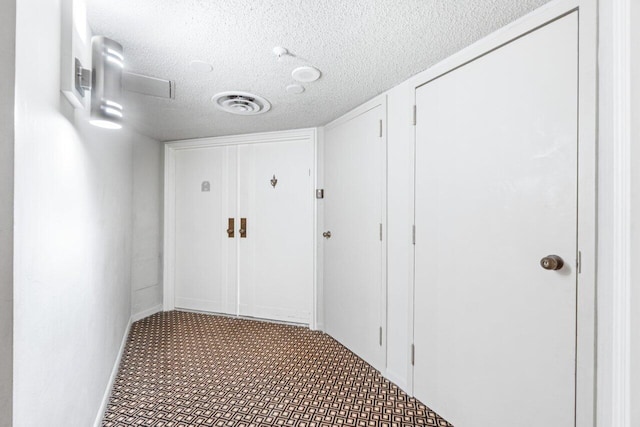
0,0,15,425
131,135,165,320
92,316,132,427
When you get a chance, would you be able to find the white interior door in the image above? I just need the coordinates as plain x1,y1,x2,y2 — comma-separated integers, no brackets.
174,146,237,314
324,103,386,372
413,13,578,426
237,140,315,324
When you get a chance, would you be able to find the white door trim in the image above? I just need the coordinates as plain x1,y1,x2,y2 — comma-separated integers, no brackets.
166,128,318,149
402,0,596,425
163,128,319,329
597,0,633,426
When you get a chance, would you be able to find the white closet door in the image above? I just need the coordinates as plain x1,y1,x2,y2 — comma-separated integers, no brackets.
237,140,315,324
414,13,578,426
324,104,386,372
174,146,237,314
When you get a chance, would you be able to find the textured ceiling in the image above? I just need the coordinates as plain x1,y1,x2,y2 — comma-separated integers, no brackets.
87,0,550,141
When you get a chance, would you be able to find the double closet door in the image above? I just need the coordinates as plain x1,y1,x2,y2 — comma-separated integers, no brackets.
173,139,315,324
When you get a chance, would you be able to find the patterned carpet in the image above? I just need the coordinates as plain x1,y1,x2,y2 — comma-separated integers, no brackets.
102,311,452,426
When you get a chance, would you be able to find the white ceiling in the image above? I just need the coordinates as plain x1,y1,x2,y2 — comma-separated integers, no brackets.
87,0,550,142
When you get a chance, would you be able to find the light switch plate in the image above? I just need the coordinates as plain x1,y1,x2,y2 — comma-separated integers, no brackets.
61,0,90,109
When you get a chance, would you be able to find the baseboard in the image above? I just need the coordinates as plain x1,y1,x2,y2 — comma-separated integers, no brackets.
384,369,410,395
92,317,132,427
131,304,163,322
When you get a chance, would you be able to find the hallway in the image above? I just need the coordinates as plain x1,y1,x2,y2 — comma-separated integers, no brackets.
3,0,638,426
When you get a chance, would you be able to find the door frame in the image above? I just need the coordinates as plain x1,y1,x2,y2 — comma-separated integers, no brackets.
406,0,597,425
163,128,320,329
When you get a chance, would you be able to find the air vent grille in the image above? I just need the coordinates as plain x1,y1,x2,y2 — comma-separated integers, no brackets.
212,91,271,115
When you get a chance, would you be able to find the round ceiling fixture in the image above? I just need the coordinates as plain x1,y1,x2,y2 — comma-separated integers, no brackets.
291,66,321,83
190,60,213,73
211,91,271,115
286,84,305,94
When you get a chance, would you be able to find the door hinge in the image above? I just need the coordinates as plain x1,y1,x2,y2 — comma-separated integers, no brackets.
378,120,383,138
379,327,383,346
412,225,416,245
412,105,417,126
316,189,324,199
577,250,582,274
379,223,383,241
411,344,415,365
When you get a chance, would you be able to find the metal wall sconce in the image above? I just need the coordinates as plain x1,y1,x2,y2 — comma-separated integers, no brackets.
73,35,124,129
76,36,125,129
61,0,176,130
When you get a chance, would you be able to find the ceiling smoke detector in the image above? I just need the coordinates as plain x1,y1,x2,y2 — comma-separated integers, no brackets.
292,66,321,83
211,91,271,115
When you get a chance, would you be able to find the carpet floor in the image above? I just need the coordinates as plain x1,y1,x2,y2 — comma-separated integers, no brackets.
102,311,452,427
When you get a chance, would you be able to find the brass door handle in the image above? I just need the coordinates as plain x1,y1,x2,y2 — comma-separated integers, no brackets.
227,218,235,238
239,218,247,238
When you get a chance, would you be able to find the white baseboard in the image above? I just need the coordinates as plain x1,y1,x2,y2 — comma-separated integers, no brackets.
384,369,410,395
92,317,132,427
132,304,163,322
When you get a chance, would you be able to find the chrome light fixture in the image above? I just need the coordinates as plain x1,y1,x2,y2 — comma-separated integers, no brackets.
75,36,124,129
62,0,175,128
88,36,124,129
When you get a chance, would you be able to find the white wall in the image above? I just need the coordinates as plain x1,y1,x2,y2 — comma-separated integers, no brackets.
0,1,15,425
631,1,640,424
131,136,163,320
12,0,158,425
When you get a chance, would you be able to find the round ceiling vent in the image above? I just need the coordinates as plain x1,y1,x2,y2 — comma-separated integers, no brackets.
211,91,271,115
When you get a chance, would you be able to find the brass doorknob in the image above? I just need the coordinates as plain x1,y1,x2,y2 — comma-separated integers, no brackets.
540,255,564,271
226,218,235,238
239,218,247,238
322,231,332,239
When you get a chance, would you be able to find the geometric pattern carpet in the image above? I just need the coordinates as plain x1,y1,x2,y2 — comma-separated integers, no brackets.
101,311,453,426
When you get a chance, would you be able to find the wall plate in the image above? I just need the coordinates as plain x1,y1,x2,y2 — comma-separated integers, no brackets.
61,0,90,109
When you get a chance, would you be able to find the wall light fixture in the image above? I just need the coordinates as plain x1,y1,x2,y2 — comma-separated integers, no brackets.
88,36,124,129
61,0,174,129
75,36,124,130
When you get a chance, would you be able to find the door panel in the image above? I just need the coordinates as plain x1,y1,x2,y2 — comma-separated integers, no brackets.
174,146,237,314
414,13,578,427
237,140,315,323
324,104,386,372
